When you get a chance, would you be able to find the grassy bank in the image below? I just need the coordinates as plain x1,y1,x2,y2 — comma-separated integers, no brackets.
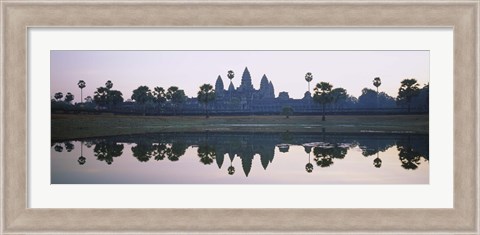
51,114,429,141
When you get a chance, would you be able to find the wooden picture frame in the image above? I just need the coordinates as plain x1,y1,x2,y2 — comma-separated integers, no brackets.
1,0,478,233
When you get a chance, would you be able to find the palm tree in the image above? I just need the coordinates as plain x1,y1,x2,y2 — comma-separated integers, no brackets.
373,77,381,109
330,87,348,111
77,80,86,104
107,90,124,108
94,87,109,108
198,144,216,165
227,70,235,100
153,86,167,113
54,92,63,101
227,70,235,81
131,86,153,115
397,78,420,113
105,80,113,90
373,77,381,93
166,86,186,116
313,82,333,121
305,72,313,92
197,84,215,118
65,92,74,104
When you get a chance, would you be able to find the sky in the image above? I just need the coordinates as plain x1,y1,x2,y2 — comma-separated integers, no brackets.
51,51,429,102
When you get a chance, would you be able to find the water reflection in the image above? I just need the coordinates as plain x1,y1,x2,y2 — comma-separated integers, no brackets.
51,132,429,184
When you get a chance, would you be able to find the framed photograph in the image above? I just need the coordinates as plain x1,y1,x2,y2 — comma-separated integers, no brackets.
1,0,478,234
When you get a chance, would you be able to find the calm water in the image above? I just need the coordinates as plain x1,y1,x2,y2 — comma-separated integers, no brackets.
51,132,429,184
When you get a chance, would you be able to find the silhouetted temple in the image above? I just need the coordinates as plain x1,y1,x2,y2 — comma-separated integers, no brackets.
185,67,316,114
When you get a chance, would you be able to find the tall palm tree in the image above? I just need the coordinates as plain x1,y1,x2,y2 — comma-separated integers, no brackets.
153,86,167,113
228,157,235,175
373,152,382,168
77,80,86,104
373,77,381,93
397,78,420,113
197,84,215,118
166,86,186,116
305,148,313,173
105,80,113,90
227,70,235,81
313,82,333,121
131,85,152,115
305,72,313,92
198,144,216,165
373,77,381,109
226,70,235,101
78,141,86,165
64,92,74,104
54,92,63,101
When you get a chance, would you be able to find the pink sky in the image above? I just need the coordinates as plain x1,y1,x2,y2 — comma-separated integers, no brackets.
51,51,429,102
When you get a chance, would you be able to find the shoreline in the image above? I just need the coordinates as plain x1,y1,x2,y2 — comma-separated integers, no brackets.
51,114,429,141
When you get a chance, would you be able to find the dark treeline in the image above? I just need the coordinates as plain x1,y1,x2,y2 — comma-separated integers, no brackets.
52,70,429,117
52,132,429,176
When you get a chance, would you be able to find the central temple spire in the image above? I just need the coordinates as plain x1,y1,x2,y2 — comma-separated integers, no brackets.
239,67,254,91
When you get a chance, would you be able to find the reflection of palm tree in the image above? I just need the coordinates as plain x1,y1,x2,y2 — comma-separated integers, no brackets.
305,162,314,173
198,144,216,165
168,142,187,161
54,144,63,152
331,146,347,159
152,144,168,161
305,151,313,173
397,136,426,170
94,142,124,165
84,141,94,148
373,157,382,168
131,144,154,162
78,156,86,165
64,141,74,152
373,149,382,168
228,166,235,175
313,147,334,168
397,144,422,170
78,141,86,165
227,153,235,175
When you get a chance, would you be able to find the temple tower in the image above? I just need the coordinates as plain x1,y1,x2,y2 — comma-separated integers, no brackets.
215,75,224,98
238,67,254,92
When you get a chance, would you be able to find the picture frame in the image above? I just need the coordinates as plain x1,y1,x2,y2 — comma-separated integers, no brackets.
1,0,478,233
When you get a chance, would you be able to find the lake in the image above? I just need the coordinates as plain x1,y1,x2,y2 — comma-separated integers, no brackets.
51,131,429,184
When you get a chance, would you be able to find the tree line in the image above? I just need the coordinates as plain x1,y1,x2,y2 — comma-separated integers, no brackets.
52,72,428,119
